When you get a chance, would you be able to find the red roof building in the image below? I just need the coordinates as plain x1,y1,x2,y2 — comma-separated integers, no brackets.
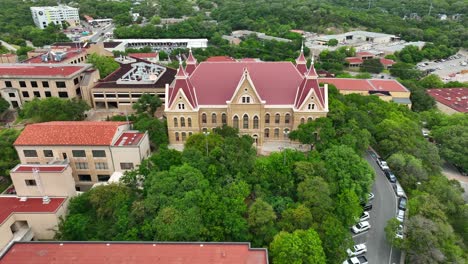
0,197,66,225
427,88,468,113
0,64,89,77
356,51,375,60
0,242,268,264
345,57,363,67
128,52,159,63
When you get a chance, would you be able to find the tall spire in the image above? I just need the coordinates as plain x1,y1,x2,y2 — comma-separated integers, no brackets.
296,42,306,64
186,47,197,64
175,58,187,79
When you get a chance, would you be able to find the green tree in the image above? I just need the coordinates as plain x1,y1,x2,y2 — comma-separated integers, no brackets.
432,124,468,171
279,204,314,232
289,118,336,151
270,229,326,264
20,97,89,122
297,176,334,222
0,129,20,180
419,74,444,89
87,53,119,78
385,218,404,248
360,58,384,73
0,97,9,114
334,189,362,227
132,93,162,116
133,116,168,149
327,39,338,46
390,62,421,79
248,199,277,246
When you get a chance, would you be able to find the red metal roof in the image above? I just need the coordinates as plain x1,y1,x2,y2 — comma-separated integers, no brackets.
184,62,304,106
0,65,86,77
128,53,158,59
380,58,395,65
14,121,129,146
345,57,363,64
186,50,197,64
113,132,144,146
427,88,468,113
24,48,85,64
0,242,268,264
296,63,308,75
0,197,66,225
206,56,236,62
356,51,374,58
185,63,197,75
12,165,67,173
296,51,306,63
320,78,409,93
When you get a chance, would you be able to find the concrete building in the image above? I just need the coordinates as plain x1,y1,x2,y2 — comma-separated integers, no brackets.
92,56,176,111
165,48,329,148
0,163,77,254
0,242,269,264
30,5,80,29
230,30,292,43
104,39,208,53
0,64,99,109
313,31,400,46
320,78,411,106
24,45,89,65
427,88,468,114
13,121,151,191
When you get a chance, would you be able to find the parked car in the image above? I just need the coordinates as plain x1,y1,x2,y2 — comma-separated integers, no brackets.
378,159,390,170
397,209,405,222
359,211,370,222
346,243,367,257
384,170,397,183
393,182,405,197
352,221,371,234
396,225,404,239
361,203,373,211
398,197,407,211
343,256,368,264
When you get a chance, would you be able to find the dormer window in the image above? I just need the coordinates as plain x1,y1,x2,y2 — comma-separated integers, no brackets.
241,96,251,103
308,103,315,110
178,103,185,110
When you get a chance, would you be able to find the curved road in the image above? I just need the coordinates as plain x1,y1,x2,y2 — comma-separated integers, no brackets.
352,151,401,264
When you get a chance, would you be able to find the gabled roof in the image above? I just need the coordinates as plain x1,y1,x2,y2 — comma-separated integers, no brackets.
0,242,269,264
0,64,89,77
186,62,304,105
346,57,364,64
320,78,409,93
185,64,197,75
186,48,197,64
380,58,395,65
14,121,129,146
356,51,375,57
294,68,325,109
167,65,198,108
295,51,306,64
296,63,308,76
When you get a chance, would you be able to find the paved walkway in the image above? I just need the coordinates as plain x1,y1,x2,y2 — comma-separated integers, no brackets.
442,162,468,202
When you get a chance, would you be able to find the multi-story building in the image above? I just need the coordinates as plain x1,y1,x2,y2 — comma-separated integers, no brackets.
165,49,329,147
427,88,468,114
91,56,176,111
30,5,80,29
0,242,268,263
0,64,99,109
14,121,151,191
0,163,76,254
103,39,208,53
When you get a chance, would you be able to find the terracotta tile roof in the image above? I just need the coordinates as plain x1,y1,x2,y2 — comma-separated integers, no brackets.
0,64,87,77
427,88,468,113
206,56,236,62
380,58,395,65
346,57,363,64
320,78,409,93
182,61,304,105
14,121,129,146
128,53,158,59
0,197,66,225
0,242,268,264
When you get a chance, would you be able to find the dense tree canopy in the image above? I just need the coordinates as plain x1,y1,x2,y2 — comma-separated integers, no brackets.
19,97,90,122
87,53,119,78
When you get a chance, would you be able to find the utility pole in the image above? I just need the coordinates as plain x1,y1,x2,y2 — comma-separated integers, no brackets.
368,0,372,9
428,0,433,16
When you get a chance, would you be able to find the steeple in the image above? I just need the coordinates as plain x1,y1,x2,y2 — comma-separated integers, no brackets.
185,47,198,75
295,41,308,75
175,59,187,79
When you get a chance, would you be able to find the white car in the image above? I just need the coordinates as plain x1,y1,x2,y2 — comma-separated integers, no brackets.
359,211,370,222
397,210,405,222
378,160,390,170
396,225,404,239
352,221,371,234
368,192,374,200
346,243,367,257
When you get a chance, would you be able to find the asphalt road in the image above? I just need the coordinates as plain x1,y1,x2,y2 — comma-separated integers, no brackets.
352,151,401,264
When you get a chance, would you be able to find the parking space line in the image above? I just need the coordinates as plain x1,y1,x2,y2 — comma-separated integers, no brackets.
352,231,369,238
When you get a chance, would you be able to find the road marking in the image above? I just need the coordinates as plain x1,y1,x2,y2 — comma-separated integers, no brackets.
389,246,393,264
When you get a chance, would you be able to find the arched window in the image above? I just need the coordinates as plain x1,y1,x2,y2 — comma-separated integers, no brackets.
180,117,185,127
241,96,251,103
175,132,180,141
222,113,227,125
178,103,185,110
265,113,270,124
233,116,239,129
308,103,315,110
301,118,305,124
274,128,279,138
243,114,249,129
285,113,290,124
253,116,259,129
264,128,270,138
182,132,187,141
275,113,280,124
187,118,192,127
173,117,178,127
307,117,313,122
284,128,290,139
212,113,217,124
202,127,208,133
202,113,207,124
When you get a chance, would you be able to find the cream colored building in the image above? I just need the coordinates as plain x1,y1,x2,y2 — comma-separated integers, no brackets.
165,49,329,148
0,163,76,254
14,121,151,191
0,63,99,109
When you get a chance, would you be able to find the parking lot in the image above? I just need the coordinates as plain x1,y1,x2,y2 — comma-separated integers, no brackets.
418,51,468,82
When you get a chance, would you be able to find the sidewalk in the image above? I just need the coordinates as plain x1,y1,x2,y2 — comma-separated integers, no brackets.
442,162,468,202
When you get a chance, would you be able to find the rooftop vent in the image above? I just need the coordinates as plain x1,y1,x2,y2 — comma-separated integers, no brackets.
42,196,50,204
19,197,28,202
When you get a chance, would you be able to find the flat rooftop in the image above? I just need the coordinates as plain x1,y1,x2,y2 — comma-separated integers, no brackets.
113,132,144,146
0,197,66,225
0,64,89,77
0,242,269,264
11,164,67,173
427,88,468,113
23,48,86,64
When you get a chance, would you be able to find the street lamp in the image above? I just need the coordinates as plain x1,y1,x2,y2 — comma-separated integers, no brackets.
203,131,210,156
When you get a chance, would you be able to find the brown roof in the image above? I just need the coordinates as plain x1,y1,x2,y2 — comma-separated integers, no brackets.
0,242,269,264
14,121,128,146
427,88,468,113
